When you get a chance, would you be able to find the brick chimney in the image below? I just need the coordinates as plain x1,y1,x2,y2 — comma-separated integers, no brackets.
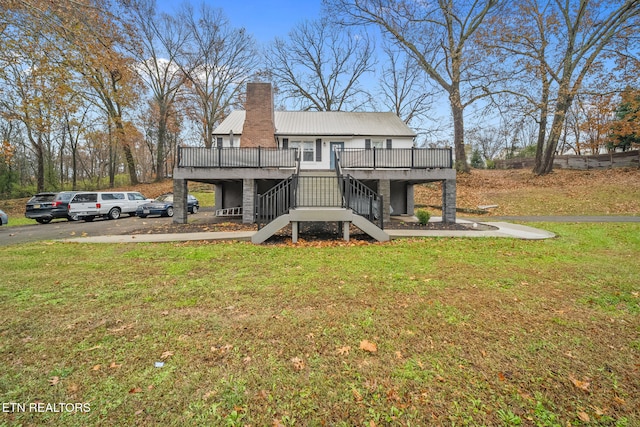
242,82,276,147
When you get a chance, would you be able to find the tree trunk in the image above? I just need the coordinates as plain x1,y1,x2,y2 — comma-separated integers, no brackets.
114,118,139,185
155,104,167,182
450,87,469,173
535,89,573,175
533,79,550,174
36,137,45,192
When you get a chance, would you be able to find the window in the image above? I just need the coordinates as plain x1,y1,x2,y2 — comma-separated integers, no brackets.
74,193,97,203
290,141,315,162
372,139,384,149
102,193,124,200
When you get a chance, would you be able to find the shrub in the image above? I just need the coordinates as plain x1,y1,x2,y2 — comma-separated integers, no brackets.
416,209,430,225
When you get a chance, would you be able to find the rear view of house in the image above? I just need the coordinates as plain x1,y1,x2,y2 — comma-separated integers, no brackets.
173,82,456,243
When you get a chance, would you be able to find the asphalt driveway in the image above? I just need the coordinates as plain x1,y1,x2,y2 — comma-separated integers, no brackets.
0,210,217,246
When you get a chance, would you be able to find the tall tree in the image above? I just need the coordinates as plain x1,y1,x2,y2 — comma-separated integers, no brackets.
608,87,640,151
0,8,72,191
490,0,640,175
377,43,436,139
325,0,502,172
6,0,144,185
127,0,188,181
265,18,375,111
177,3,258,148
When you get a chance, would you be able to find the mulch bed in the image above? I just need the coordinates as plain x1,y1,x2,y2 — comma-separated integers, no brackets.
130,215,495,244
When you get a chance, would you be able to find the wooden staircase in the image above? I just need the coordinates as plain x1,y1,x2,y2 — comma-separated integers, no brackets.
252,171,389,244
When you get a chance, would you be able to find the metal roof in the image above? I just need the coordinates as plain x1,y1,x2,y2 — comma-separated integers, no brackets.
213,111,416,138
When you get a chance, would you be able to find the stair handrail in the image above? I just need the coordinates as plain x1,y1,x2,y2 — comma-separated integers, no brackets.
335,147,383,229
255,176,296,229
343,175,384,229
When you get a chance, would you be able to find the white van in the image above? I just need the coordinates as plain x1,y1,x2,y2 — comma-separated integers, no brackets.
68,191,151,221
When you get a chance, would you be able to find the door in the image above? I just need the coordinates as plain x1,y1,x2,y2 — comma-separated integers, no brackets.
330,142,344,170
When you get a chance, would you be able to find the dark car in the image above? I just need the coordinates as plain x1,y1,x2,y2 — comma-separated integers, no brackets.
25,191,78,224
136,193,199,218
0,208,8,226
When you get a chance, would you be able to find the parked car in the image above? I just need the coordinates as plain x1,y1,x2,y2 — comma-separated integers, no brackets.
136,193,199,218
0,208,8,226
68,191,152,221
25,191,78,224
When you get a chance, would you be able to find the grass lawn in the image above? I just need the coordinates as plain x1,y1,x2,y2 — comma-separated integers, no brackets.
1,223,638,426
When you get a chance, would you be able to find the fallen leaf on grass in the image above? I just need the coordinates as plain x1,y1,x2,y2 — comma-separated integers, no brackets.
109,362,122,369
160,351,174,360
291,357,305,371
203,391,217,401
129,387,143,394
49,376,60,386
613,396,625,405
569,375,590,391
336,346,351,355
359,340,377,353
108,323,134,332
578,411,590,422
211,344,234,354
92,364,101,371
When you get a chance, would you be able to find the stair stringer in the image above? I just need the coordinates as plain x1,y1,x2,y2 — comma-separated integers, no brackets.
251,214,291,244
351,214,390,242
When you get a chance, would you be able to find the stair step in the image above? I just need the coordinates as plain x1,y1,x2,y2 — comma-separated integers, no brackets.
299,170,336,177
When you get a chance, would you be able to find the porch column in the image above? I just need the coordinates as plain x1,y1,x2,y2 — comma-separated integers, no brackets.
214,184,223,211
173,178,188,224
378,179,391,224
442,179,457,223
406,184,415,216
242,178,255,224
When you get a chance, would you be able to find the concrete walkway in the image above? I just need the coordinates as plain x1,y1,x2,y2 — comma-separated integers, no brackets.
464,215,640,223
387,221,555,240
62,218,555,244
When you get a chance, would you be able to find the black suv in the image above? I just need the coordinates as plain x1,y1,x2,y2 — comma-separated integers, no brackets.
25,191,78,224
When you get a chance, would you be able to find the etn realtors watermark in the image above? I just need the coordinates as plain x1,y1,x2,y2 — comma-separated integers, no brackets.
2,402,91,413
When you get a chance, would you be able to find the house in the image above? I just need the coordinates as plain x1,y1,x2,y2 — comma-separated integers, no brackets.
172,82,456,243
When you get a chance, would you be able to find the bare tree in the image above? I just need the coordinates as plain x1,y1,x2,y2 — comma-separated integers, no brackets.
127,0,188,181
490,0,640,175
376,43,437,140
176,3,258,148
325,0,502,172
265,19,375,111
